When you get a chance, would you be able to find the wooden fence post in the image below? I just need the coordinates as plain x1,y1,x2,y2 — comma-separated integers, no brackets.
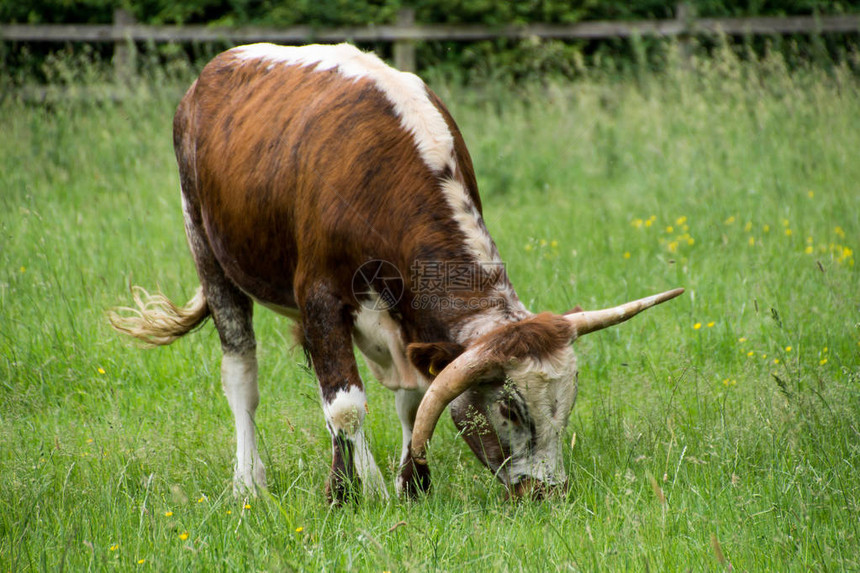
676,2,695,67
113,8,135,83
393,8,416,72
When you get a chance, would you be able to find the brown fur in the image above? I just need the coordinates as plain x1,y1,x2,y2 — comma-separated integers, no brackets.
478,313,575,364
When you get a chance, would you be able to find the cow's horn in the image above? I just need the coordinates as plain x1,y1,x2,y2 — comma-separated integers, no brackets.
410,345,494,465
564,287,684,336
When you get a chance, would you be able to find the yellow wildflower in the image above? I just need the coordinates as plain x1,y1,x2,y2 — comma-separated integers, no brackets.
763,224,770,233
820,358,828,366
164,511,173,517
110,544,119,551
693,323,702,330
805,246,814,254
138,559,146,565
835,226,846,238
747,351,755,357
748,237,755,247
785,346,792,352
785,228,792,237
98,367,106,374
724,216,736,225
676,216,687,225
707,322,715,328
665,226,674,233
179,532,189,541
295,527,304,533
244,503,251,509
623,251,631,259
738,337,747,343
808,190,815,198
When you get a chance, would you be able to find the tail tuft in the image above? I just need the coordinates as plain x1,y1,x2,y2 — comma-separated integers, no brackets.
109,286,210,346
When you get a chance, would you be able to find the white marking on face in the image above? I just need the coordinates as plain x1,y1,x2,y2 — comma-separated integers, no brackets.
501,346,578,486
222,352,267,493
231,43,454,174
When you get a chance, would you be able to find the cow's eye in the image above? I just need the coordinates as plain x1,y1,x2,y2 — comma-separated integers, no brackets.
499,401,521,425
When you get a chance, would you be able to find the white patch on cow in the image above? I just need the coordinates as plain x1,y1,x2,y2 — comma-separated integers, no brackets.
231,43,454,174
322,386,388,498
352,299,423,391
222,352,267,494
322,385,367,435
394,389,423,495
438,178,499,265
501,345,578,486
351,429,389,499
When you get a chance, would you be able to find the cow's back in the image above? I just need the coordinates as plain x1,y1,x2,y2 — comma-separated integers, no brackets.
173,44,487,314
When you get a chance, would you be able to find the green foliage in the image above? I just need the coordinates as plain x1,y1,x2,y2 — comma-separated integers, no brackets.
1,51,859,570
3,1,860,84
6,0,860,25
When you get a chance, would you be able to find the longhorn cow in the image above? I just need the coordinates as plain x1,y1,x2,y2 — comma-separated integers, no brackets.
110,43,683,502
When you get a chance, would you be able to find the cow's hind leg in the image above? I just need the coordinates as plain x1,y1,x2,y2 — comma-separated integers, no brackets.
301,282,387,504
183,205,265,496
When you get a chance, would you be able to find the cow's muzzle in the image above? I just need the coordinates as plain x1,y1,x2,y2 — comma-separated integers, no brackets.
508,478,570,500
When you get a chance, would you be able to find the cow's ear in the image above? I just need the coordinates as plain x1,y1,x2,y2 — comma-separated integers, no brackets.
563,305,583,315
407,342,465,379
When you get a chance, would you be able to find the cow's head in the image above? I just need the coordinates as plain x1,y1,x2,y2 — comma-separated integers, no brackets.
408,288,684,498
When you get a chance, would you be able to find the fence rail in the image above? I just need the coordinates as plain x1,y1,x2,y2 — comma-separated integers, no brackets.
3,14,859,42
2,7,859,75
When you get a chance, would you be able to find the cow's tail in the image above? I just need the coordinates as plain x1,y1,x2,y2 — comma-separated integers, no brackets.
109,286,210,346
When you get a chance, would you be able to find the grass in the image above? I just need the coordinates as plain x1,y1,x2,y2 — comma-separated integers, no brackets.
1,46,858,570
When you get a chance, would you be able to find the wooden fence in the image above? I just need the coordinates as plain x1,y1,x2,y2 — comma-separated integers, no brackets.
2,6,859,75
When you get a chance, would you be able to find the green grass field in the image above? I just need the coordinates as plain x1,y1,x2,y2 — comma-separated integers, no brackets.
1,48,858,570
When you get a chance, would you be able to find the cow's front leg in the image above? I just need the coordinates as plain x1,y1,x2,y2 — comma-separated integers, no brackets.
302,285,387,504
395,389,431,498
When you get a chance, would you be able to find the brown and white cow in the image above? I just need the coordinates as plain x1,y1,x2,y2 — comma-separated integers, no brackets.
110,43,683,502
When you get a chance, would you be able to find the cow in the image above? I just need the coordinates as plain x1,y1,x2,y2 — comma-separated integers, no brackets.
110,43,683,503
